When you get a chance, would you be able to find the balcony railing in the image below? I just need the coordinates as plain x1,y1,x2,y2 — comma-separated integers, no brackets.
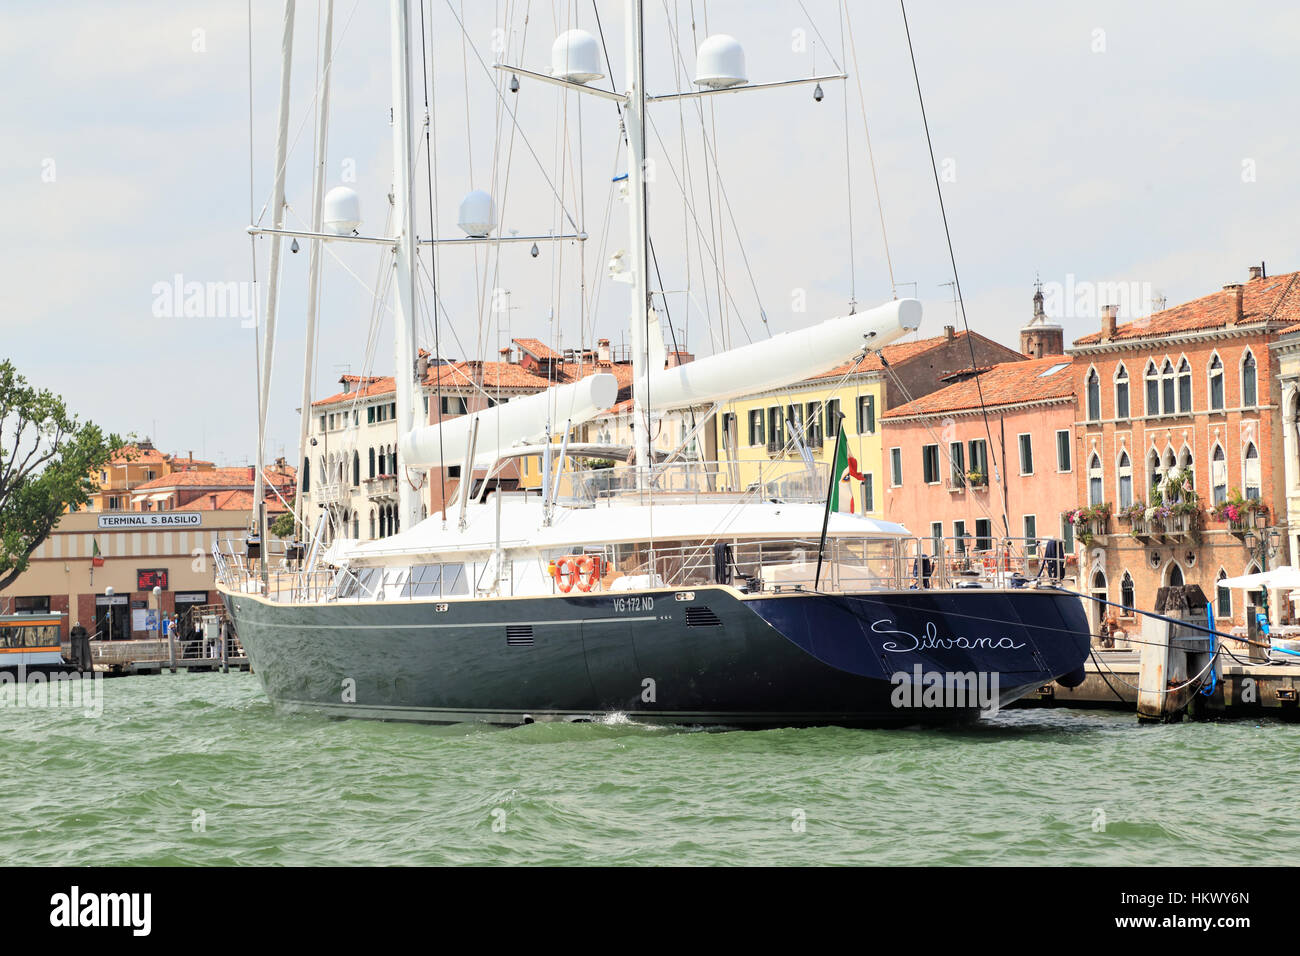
316,481,349,505
365,475,399,501
1130,510,1199,540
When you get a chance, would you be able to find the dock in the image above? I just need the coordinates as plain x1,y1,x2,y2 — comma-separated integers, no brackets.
1018,649,1300,716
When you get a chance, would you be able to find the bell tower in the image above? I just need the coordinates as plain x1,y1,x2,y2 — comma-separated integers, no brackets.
1020,276,1064,358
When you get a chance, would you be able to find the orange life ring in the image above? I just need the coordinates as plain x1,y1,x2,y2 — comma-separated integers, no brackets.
554,557,577,593
575,554,603,592
982,554,1012,573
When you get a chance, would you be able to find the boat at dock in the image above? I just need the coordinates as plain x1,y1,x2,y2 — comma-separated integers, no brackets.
218,0,1091,726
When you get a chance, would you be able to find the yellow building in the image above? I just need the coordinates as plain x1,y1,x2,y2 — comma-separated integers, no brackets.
714,329,1028,515
80,439,215,513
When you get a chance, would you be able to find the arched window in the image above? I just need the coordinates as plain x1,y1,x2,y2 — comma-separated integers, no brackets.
1241,350,1258,407
378,448,387,476
1088,454,1104,505
1208,354,1225,411
1216,568,1232,619
1145,361,1160,415
352,514,359,538
1148,447,1162,498
1117,451,1133,508
1121,571,1135,611
368,447,376,479
1159,447,1178,501
352,452,360,487
1166,562,1185,588
1086,368,1101,421
1211,444,1227,505
1114,364,1130,420
302,457,311,493
1244,442,1261,499
1161,359,1176,415
391,505,399,535
1177,445,1194,489
1177,358,1193,412
1091,569,1108,607
369,510,376,539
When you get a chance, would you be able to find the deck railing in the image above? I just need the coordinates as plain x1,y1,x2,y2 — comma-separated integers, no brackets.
553,459,830,506
214,532,1072,603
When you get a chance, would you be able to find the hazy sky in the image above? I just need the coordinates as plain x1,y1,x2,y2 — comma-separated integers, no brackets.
4,0,1298,467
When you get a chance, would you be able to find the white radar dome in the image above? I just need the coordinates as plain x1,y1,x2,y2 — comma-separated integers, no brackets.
551,29,604,84
322,186,362,235
457,189,497,238
694,34,747,89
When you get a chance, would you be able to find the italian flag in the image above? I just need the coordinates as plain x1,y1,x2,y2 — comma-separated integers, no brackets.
91,539,104,567
829,440,863,513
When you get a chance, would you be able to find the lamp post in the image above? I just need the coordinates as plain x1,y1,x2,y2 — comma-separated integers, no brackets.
104,586,114,642
1245,514,1282,626
156,585,174,673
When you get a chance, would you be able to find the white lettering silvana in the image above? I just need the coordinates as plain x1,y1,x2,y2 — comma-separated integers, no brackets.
97,513,202,530
870,619,1026,653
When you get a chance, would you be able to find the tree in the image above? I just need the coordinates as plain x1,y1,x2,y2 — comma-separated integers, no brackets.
0,360,120,590
269,501,297,540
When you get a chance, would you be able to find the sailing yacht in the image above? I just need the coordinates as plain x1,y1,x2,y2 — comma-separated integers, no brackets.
218,0,1091,726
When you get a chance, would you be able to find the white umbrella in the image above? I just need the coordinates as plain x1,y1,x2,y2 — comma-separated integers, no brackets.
1218,565,1300,590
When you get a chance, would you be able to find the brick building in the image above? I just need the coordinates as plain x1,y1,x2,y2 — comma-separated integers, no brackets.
1066,266,1300,632
879,354,1075,556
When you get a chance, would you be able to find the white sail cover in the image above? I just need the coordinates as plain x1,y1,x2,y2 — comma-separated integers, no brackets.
645,297,920,408
401,373,619,469
399,297,920,468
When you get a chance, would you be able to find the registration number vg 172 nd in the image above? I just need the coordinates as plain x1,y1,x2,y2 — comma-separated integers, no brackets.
613,596,654,613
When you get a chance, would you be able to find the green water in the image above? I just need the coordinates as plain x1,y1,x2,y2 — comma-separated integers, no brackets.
2,671,1296,866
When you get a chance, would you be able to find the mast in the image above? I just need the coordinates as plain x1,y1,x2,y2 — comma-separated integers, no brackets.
624,0,652,486
296,0,335,540
390,0,421,531
253,0,296,588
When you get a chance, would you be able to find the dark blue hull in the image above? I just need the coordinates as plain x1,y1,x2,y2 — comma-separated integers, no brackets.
222,585,1090,727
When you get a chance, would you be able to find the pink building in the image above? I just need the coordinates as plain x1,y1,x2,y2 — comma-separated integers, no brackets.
879,355,1078,555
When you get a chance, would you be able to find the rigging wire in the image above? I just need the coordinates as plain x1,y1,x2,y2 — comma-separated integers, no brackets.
900,0,1009,540
837,0,856,312
418,0,448,521
842,0,897,298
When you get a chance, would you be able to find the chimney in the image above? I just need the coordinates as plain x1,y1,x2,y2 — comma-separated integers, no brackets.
499,345,513,364
1101,304,1118,341
943,325,955,342
417,352,430,380
667,350,695,368
1224,283,1244,326
597,338,611,362
1248,264,1263,281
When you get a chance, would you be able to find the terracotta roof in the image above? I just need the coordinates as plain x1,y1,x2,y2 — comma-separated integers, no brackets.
109,445,167,465
312,376,396,407
1073,271,1300,345
130,467,295,492
807,330,1019,381
882,356,1075,419
512,338,561,361
165,456,214,468
312,358,636,407
175,490,289,513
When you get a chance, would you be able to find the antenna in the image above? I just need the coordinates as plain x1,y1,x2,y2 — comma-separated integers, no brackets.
938,280,960,322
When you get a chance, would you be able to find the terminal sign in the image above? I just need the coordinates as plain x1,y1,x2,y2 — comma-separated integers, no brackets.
98,513,202,529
